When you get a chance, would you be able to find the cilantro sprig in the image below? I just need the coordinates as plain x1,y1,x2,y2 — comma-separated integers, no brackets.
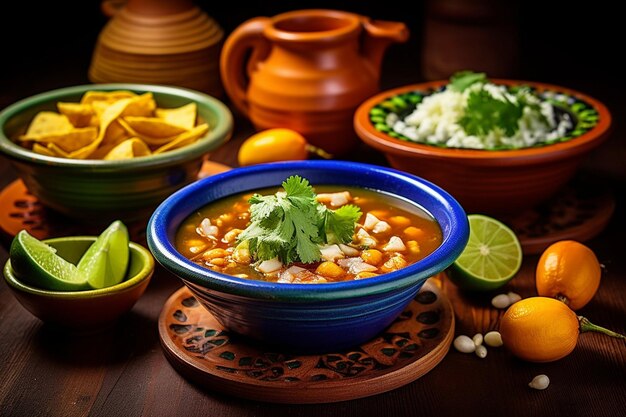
459,89,524,137
449,71,487,92
237,176,362,264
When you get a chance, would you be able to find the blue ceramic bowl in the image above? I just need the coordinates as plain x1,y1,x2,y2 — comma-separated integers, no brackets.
147,161,468,352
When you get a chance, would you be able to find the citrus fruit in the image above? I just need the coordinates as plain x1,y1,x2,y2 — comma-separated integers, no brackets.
77,220,129,289
238,128,308,166
9,230,87,291
500,296,625,362
536,240,601,310
500,297,579,362
447,214,522,291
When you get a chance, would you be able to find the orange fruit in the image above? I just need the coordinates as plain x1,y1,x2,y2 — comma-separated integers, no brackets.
238,128,308,166
536,240,601,310
500,297,579,362
500,296,625,363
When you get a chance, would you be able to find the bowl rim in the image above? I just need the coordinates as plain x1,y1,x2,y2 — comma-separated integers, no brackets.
354,79,612,165
3,237,155,298
0,83,233,171
147,160,469,302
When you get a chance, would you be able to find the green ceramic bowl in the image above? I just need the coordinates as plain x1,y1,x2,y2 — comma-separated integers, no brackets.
3,236,154,328
0,84,233,222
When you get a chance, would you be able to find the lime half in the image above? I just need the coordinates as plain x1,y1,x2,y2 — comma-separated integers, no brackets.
9,230,88,291
447,214,522,291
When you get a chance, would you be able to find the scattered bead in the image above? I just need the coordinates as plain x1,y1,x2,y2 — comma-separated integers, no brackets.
453,335,476,353
484,331,503,347
492,294,511,309
475,345,488,358
529,374,550,390
508,291,522,304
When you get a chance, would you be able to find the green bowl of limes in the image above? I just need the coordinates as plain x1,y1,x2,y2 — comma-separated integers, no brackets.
3,230,154,329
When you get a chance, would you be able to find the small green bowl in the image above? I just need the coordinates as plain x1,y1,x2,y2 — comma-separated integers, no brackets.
0,83,233,222
3,236,154,329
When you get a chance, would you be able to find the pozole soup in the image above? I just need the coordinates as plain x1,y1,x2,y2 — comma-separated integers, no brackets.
175,177,442,283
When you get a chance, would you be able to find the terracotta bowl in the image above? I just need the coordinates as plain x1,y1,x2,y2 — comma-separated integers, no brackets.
3,236,154,329
0,84,233,223
354,80,611,214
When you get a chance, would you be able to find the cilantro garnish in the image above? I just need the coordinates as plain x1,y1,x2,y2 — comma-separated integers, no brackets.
449,71,487,92
459,89,524,137
238,176,362,264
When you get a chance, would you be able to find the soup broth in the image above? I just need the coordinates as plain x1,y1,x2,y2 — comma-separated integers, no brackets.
175,185,443,283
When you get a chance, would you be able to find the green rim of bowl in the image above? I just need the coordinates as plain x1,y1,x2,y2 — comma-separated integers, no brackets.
0,83,233,171
3,237,155,298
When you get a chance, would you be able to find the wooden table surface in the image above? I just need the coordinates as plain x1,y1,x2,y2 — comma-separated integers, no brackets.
0,112,624,416
1,4,625,409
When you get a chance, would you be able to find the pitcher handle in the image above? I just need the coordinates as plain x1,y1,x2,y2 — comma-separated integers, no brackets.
220,17,271,117
361,18,409,73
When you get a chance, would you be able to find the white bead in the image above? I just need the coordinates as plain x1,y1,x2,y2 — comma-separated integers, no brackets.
453,335,476,353
492,294,511,309
507,291,522,304
475,345,488,358
529,374,550,390
484,331,503,347
473,333,484,347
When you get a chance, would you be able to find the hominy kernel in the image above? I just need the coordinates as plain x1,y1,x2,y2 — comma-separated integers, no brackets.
315,261,345,278
388,216,411,227
529,375,550,390
403,226,424,240
453,335,475,353
209,258,226,266
202,248,228,260
355,271,379,279
484,331,503,347
361,249,383,265
407,240,421,254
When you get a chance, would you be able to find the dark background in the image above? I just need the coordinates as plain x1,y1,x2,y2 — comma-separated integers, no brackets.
1,0,624,179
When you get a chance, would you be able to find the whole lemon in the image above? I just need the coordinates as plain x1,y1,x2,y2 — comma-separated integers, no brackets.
238,128,308,166
500,297,579,362
536,240,601,310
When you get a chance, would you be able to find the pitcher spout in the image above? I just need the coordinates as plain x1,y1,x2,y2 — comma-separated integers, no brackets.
362,19,409,73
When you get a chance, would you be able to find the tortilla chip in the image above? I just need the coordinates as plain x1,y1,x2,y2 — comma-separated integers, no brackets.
46,143,71,158
67,98,133,159
19,90,204,160
80,90,137,105
153,123,209,154
20,112,73,139
32,143,56,157
155,103,197,130
122,116,188,138
24,127,98,152
121,92,157,117
57,102,94,127
101,120,131,146
104,138,151,160
117,118,173,145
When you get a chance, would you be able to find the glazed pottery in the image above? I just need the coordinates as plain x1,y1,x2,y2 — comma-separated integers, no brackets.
147,160,468,352
220,9,409,155
354,80,611,214
3,237,154,328
89,0,224,96
0,84,233,222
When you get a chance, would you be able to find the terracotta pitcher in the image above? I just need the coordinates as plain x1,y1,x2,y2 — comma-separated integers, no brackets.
220,9,408,154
